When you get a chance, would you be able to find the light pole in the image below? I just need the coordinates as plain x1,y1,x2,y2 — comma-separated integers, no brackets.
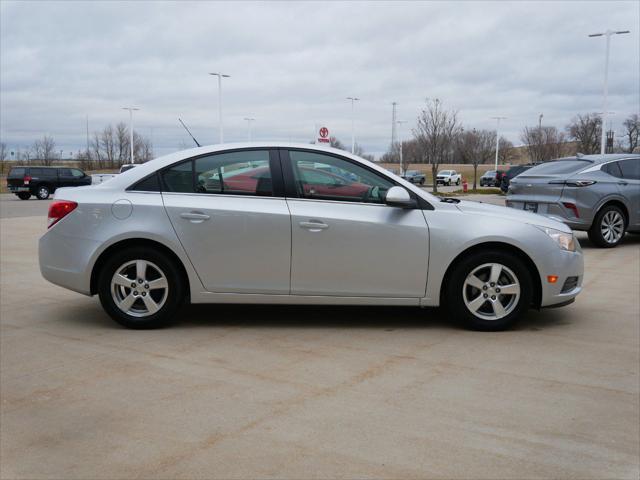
396,120,407,174
491,116,506,171
209,72,231,143
346,97,359,154
244,117,255,141
588,29,630,154
122,107,140,163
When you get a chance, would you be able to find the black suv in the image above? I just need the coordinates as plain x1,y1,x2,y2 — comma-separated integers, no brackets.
500,164,538,193
7,166,91,200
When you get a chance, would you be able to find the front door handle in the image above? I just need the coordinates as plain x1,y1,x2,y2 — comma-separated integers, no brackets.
618,181,628,186
299,220,329,231
180,212,210,223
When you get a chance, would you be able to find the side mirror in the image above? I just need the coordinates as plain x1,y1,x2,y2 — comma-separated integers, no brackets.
385,186,415,208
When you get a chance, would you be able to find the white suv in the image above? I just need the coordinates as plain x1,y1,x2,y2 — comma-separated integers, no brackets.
436,170,461,186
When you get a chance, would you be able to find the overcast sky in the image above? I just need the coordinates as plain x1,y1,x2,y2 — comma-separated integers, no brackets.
1,0,638,158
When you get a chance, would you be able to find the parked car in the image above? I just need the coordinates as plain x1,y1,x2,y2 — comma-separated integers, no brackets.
506,154,640,247
119,164,137,173
7,166,91,200
436,170,461,186
500,164,537,193
39,143,583,331
480,170,504,187
402,170,426,185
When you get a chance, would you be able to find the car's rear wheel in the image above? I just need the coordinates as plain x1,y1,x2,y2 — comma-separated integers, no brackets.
36,185,50,200
17,192,31,200
98,247,185,329
446,250,533,331
588,205,626,248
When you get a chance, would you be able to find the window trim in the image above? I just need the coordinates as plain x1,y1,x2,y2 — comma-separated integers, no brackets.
279,148,433,210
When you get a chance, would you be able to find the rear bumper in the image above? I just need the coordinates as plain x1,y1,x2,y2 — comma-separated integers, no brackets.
505,199,591,231
39,227,100,296
8,186,30,192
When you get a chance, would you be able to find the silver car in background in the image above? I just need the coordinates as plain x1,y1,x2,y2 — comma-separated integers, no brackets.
39,143,583,331
506,154,640,247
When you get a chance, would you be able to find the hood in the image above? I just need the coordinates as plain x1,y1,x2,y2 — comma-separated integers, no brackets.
455,200,571,232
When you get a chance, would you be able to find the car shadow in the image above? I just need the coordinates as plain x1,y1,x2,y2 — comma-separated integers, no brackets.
58,295,574,332
576,231,640,249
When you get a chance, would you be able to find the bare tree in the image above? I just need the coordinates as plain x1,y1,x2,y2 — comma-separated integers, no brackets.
115,122,130,166
566,113,601,154
0,142,7,174
457,129,495,190
100,125,116,168
520,125,568,162
413,98,461,193
133,131,154,163
497,137,515,164
622,114,639,153
30,135,57,165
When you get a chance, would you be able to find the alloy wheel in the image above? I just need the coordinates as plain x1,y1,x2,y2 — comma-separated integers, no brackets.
111,260,169,317
463,263,521,320
600,210,624,244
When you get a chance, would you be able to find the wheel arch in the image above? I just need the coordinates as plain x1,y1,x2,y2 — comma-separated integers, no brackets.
90,238,191,298
594,199,629,228
439,241,543,309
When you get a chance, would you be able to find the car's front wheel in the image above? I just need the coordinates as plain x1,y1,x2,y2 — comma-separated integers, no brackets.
456,179,461,186
98,247,185,329
588,204,626,248
446,250,533,331
419,179,425,185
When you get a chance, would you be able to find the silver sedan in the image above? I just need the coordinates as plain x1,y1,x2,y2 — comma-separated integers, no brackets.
39,143,583,330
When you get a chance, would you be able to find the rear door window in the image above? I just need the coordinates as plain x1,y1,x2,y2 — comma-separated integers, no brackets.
618,159,640,180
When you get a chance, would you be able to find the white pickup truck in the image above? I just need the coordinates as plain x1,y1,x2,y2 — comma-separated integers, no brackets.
436,170,462,186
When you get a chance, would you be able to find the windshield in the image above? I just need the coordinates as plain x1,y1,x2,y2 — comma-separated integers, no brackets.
438,170,450,175
483,170,496,176
524,160,591,176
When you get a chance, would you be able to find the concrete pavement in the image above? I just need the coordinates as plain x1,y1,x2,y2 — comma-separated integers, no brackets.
0,198,639,479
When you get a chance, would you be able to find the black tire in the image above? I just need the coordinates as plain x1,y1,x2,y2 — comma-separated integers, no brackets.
97,247,185,329
36,184,50,200
420,179,425,186
447,180,451,186
456,179,461,186
17,192,31,200
587,204,626,248
445,250,533,331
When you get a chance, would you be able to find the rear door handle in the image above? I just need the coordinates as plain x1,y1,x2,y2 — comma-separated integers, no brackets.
299,220,329,231
180,212,210,223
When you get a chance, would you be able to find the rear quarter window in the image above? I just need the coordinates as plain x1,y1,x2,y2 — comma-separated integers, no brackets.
8,168,25,178
618,159,640,180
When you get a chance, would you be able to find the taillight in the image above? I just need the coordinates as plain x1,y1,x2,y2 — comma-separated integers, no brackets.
24,175,32,185
48,200,78,228
563,202,580,218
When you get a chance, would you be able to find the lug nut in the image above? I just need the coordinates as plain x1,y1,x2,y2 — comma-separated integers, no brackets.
133,291,138,296
138,279,143,284
131,283,136,288
144,284,149,289
142,292,146,297
490,282,495,287
491,295,496,300
495,288,501,293
483,293,488,298
482,285,488,290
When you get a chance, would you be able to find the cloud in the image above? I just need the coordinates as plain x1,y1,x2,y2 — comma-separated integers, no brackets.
1,0,638,157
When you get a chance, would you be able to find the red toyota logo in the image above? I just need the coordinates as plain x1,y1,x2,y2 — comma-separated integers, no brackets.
319,127,329,138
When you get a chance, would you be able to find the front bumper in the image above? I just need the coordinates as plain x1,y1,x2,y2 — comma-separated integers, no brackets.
538,243,584,307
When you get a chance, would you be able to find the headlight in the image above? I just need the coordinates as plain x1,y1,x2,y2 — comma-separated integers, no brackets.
536,226,576,252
